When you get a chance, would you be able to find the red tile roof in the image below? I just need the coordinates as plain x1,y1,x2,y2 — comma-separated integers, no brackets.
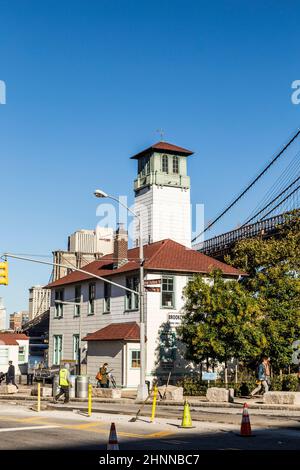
46,239,244,289
0,333,28,345
131,141,194,159
82,322,140,342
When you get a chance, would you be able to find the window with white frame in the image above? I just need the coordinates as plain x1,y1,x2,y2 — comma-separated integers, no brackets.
53,335,62,365
161,276,175,308
131,350,140,368
88,283,96,314
162,154,169,173
74,285,81,316
126,276,139,310
104,281,111,313
0,348,9,365
18,345,26,362
55,289,64,317
73,334,79,361
173,155,179,173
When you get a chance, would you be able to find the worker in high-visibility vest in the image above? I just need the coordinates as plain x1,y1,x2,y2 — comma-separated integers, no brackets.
53,363,71,404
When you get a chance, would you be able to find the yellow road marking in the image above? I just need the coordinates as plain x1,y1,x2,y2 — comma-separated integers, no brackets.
63,425,174,440
19,416,47,423
63,421,106,430
0,415,175,440
145,431,174,438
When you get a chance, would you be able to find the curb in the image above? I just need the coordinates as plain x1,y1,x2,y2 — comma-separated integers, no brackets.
1,395,300,412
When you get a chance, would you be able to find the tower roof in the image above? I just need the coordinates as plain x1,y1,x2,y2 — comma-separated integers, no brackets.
130,141,194,159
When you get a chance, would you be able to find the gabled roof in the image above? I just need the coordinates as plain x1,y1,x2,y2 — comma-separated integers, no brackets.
46,239,244,289
0,333,28,345
82,322,140,342
131,141,194,159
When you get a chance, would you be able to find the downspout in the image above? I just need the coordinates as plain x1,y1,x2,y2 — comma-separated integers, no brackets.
122,342,127,388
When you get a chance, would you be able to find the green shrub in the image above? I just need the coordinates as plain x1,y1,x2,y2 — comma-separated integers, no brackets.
176,377,207,396
177,377,257,396
235,379,257,396
177,374,299,396
270,374,299,391
282,374,299,391
270,376,282,391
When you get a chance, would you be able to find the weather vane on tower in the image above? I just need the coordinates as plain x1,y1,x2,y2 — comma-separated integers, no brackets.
156,128,165,141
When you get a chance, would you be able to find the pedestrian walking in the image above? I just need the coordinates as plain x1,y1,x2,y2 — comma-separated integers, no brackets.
265,357,271,388
6,361,19,389
53,363,71,404
27,362,35,386
95,367,103,388
99,363,109,388
250,356,270,397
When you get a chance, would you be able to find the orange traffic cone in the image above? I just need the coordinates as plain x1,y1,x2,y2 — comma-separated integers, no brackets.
107,422,119,450
240,403,252,437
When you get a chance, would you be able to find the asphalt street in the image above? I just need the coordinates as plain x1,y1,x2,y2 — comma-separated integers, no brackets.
0,401,300,450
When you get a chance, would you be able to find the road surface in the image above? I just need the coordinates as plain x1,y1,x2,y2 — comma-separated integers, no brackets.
0,401,299,450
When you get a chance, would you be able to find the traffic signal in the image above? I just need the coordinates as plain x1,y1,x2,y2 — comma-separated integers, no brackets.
0,261,8,285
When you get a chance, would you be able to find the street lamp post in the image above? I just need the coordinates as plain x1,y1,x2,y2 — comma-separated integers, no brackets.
94,189,148,400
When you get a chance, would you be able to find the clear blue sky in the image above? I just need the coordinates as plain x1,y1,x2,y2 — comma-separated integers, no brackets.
0,0,299,315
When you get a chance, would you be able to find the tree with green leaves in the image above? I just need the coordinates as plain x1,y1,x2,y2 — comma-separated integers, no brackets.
226,211,300,372
178,270,266,372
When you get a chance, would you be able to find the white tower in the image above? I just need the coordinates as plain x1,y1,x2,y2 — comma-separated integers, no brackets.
132,141,193,247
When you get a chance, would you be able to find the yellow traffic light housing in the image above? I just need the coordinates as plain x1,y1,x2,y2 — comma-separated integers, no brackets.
0,261,8,285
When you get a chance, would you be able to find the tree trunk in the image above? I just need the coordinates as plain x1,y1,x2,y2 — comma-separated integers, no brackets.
235,362,238,384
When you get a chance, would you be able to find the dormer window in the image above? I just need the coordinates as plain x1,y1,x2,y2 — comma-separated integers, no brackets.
162,154,169,173
173,156,179,174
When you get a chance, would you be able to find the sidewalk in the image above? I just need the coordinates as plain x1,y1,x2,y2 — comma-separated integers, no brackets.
2,391,300,413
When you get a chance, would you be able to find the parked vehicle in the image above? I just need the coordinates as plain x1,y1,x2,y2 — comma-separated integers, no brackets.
34,365,60,384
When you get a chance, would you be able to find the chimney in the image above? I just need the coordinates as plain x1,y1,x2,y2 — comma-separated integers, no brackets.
113,224,128,268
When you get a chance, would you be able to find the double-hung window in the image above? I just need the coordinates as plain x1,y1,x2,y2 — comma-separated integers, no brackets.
162,154,169,173
173,156,179,173
104,281,111,313
54,289,64,317
74,285,81,317
131,350,141,368
53,335,62,365
161,276,175,308
18,346,26,362
0,348,8,366
73,334,79,361
126,276,139,311
88,283,96,315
